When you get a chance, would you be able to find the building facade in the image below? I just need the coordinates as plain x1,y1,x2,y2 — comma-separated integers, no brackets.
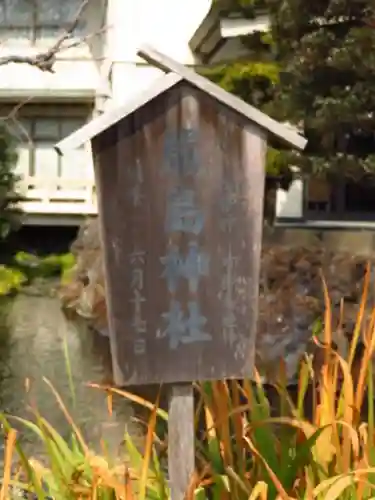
5,1,364,229
0,0,214,225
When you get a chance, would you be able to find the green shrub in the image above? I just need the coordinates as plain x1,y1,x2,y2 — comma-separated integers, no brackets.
13,252,76,282
0,122,22,240
0,265,26,296
59,253,76,284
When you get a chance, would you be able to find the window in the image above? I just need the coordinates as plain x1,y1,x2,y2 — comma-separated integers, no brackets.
1,103,92,192
0,0,86,42
305,176,375,221
21,116,87,182
306,178,332,214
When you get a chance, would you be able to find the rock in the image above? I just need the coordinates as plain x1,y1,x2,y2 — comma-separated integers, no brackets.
59,217,375,383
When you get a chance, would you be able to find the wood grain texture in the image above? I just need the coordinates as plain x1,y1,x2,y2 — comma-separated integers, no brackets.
92,82,265,386
168,384,195,500
55,72,183,154
242,123,267,377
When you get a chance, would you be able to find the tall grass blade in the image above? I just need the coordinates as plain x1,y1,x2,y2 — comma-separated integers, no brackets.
0,428,16,500
62,331,76,409
348,263,370,369
249,481,268,500
368,360,374,438
139,389,160,500
88,383,168,421
243,435,290,500
0,414,46,500
42,377,88,455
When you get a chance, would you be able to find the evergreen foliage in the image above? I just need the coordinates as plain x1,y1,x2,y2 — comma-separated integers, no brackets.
205,0,291,177
267,0,375,179
0,123,21,239
216,0,375,180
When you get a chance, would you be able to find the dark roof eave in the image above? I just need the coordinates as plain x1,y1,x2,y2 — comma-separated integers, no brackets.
189,4,221,56
189,0,239,58
189,1,270,58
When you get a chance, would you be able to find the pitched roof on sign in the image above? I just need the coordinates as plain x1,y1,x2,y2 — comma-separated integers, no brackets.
55,72,183,155
55,44,307,155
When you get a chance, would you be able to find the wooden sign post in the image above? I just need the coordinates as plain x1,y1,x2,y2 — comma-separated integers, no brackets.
168,384,195,499
56,45,306,500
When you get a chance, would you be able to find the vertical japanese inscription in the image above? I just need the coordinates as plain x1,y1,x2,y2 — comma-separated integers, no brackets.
218,246,238,347
127,159,144,207
163,128,200,177
217,125,248,353
219,181,238,233
159,127,212,350
127,157,147,356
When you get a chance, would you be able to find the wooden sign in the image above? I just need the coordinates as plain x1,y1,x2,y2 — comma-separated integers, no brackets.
56,46,306,388
56,44,307,500
90,84,266,386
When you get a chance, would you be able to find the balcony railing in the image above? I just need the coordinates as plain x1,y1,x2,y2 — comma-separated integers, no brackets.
17,174,97,216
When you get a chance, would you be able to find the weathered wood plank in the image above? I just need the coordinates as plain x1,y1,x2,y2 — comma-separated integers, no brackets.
91,82,265,386
242,123,267,376
168,384,195,500
55,73,183,155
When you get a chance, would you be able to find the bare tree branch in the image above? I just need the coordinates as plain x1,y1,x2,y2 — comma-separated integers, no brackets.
0,0,89,73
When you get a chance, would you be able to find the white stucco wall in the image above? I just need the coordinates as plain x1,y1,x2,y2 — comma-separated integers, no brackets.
105,0,212,106
0,0,216,223
0,0,108,98
107,0,212,65
0,0,213,106
275,179,304,219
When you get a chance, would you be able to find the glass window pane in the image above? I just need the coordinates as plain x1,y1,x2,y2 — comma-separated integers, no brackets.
5,0,33,25
61,118,86,138
1,119,30,146
34,119,60,140
34,143,59,179
37,0,85,24
345,179,375,213
18,119,33,142
0,1,5,24
37,0,61,24
60,0,82,21
15,145,31,177
12,118,32,143
61,0,87,35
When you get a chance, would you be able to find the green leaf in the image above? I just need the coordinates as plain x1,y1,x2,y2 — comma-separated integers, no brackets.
194,486,208,500
0,414,46,500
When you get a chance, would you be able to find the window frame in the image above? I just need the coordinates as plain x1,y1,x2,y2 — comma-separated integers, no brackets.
26,116,89,178
303,175,375,222
0,102,92,184
0,0,86,43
